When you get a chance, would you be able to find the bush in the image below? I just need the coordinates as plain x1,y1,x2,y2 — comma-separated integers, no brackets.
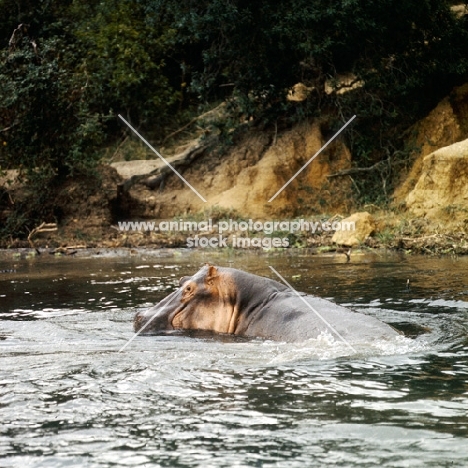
0,35,104,179
0,31,105,239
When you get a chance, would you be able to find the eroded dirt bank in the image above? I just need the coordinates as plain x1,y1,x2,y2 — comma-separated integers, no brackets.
2,84,468,255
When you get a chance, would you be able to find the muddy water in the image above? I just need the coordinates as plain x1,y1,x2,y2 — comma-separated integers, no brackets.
0,249,467,467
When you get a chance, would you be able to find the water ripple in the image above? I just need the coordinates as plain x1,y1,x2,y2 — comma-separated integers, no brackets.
1,252,468,466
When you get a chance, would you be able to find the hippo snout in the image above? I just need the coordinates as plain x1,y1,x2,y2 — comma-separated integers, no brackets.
133,307,173,334
133,311,147,333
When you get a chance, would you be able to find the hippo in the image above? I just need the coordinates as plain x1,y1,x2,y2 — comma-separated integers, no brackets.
133,264,400,344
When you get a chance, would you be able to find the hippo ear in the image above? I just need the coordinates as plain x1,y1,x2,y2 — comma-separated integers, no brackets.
205,265,219,285
179,276,190,287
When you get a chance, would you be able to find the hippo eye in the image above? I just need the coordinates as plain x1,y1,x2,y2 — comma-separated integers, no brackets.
185,285,192,292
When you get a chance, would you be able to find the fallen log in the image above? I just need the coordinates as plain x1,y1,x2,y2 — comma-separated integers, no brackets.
117,136,215,194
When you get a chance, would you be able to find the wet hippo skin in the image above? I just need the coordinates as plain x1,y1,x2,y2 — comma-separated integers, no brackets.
134,264,400,343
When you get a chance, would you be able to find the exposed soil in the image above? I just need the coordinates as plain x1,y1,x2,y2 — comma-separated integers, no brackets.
2,166,467,256
3,175,468,256
2,84,468,255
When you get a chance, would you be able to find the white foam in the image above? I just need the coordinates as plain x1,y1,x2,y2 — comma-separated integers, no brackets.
267,332,428,364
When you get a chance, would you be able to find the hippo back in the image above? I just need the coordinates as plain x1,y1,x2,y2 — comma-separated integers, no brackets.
237,291,399,343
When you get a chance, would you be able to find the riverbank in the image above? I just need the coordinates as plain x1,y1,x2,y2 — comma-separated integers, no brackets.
2,83,468,255
1,209,467,256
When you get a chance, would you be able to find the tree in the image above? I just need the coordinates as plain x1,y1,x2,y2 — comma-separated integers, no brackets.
70,0,181,132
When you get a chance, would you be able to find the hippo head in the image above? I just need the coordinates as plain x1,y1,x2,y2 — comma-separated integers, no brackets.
134,264,239,335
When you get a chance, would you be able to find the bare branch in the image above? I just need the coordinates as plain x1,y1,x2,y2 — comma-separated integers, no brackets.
327,161,385,178
161,102,226,145
28,222,58,248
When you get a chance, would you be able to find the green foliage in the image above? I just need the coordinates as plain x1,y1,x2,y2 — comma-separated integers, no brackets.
0,36,104,178
147,1,468,116
70,0,181,130
0,10,105,238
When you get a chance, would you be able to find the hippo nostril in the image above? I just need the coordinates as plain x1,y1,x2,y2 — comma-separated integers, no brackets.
134,313,144,332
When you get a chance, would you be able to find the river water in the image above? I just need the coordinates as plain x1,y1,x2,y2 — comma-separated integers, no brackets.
1,249,467,467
